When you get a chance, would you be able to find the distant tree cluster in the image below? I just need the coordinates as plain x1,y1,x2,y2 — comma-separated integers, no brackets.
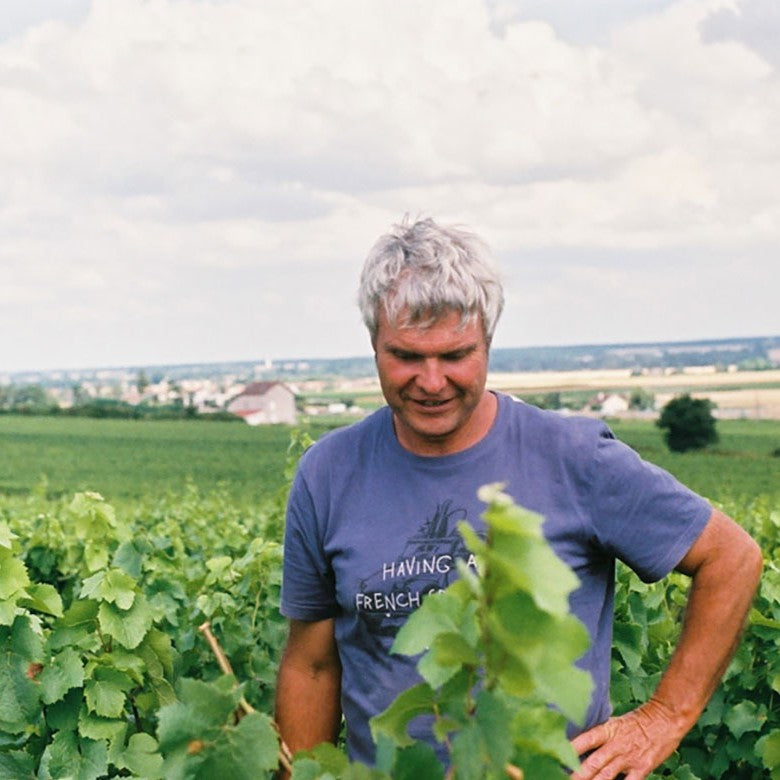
0,384,57,414
657,394,718,453
61,400,241,422
0,384,240,422
629,388,655,411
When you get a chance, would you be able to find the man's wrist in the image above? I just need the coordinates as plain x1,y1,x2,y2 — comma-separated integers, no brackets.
643,693,699,739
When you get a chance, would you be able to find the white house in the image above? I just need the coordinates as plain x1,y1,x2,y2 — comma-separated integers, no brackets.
227,381,297,425
600,393,630,416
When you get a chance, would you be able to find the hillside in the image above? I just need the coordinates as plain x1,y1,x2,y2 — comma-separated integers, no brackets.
11,335,777,387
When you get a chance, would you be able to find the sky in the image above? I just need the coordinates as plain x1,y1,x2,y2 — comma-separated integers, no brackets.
1,0,778,373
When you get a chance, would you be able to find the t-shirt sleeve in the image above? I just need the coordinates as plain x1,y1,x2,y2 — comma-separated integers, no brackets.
280,467,339,621
587,428,713,583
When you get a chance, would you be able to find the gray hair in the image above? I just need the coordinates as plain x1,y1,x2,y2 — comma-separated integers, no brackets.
358,217,504,344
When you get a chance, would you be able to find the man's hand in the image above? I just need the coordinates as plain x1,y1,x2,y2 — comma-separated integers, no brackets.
570,698,684,779
571,507,762,780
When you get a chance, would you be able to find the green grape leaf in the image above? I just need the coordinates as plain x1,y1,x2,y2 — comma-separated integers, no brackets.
40,646,85,704
532,619,593,725
81,569,137,610
0,552,30,600
112,540,144,579
473,690,514,772
0,648,40,733
757,729,780,773
511,702,581,768
723,700,764,740
98,593,153,649
157,676,241,753
18,582,63,617
431,631,479,668
0,598,17,626
85,668,133,717
0,750,36,778
512,752,571,780
392,583,479,689
137,627,175,681
489,591,591,724
45,729,109,780
78,709,127,741
84,541,110,574
295,741,350,777
613,621,645,673
70,492,119,535
97,647,146,685
118,732,164,779
418,629,479,689
49,599,100,651
46,687,82,731
0,521,17,549
476,484,581,614
286,758,323,780
369,683,436,748
391,586,469,657
196,711,280,778
392,741,444,780
10,614,45,661
450,720,484,780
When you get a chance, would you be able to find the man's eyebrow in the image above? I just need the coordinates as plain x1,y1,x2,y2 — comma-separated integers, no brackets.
441,344,478,358
383,343,479,359
386,346,423,358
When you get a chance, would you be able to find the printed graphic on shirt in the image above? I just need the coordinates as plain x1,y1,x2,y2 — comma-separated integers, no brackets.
354,499,479,638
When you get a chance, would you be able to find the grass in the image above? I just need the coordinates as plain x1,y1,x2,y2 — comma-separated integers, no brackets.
1,414,777,509
0,415,303,506
607,417,780,501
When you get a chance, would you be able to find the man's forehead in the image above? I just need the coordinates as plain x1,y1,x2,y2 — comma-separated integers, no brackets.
379,304,482,333
376,307,485,350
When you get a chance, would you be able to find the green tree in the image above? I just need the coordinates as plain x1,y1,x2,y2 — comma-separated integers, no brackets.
657,394,718,453
1,383,53,413
629,388,655,411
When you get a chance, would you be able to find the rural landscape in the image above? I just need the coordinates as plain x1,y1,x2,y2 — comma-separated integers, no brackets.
1,334,779,778
3,0,778,776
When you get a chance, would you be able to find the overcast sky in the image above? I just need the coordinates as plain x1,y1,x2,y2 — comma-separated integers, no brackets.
1,0,778,372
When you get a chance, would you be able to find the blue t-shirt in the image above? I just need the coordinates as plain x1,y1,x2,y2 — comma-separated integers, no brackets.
280,392,711,765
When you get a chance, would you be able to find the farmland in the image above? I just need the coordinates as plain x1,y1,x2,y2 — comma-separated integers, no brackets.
1,410,778,777
488,367,780,419
1,411,777,506
0,415,331,506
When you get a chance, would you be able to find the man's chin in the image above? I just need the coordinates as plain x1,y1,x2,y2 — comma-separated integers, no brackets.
400,416,460,444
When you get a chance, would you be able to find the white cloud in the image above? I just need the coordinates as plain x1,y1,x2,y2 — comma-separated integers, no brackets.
0,0,777,371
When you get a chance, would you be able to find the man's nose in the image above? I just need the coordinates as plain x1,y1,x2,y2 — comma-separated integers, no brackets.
416,359,447,394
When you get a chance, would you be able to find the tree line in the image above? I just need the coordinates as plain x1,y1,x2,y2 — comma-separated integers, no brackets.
0,384,240,422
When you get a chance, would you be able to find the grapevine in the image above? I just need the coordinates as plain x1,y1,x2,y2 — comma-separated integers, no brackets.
0,467,778,777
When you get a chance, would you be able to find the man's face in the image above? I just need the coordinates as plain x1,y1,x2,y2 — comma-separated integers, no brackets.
373,307,494,456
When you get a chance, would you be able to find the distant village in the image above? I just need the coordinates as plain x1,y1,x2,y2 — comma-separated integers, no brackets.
0,364,370,426
3,335,779,423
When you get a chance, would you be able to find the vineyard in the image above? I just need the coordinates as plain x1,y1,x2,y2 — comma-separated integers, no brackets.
0,417,779,778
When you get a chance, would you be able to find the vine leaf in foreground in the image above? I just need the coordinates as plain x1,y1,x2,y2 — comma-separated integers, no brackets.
370,484,593,779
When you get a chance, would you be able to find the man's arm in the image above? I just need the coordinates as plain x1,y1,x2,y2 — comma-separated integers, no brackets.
275,617,342,762
571,507,763,780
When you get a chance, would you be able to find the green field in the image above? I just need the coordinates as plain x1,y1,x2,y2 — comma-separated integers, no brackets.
0,415,309,506
1,413,777,506
608,417,780,501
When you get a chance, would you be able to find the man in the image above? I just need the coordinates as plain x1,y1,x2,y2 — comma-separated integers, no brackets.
275,217,762,778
